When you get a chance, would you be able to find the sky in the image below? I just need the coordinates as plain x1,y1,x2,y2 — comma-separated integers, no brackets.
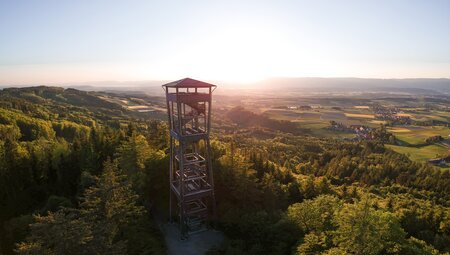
0,0,449,85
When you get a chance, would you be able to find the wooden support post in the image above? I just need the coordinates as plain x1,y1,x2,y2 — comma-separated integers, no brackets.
162,80,217,238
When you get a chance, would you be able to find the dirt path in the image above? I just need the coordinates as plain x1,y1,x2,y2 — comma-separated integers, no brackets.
152,207,224,255
161,223,224,255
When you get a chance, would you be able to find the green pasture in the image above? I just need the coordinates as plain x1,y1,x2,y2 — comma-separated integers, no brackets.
264,106,450,146
264,107,375,124
309,128,356,139
264,107,380,138
388,126,450,145
396,109,450,123
386,144,450,169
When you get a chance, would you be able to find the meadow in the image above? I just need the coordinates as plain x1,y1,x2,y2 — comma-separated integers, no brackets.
388,126,450,145
253,96,450,168
386,144,449,163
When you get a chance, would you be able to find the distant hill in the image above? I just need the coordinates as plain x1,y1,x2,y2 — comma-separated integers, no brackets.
256,77,450,94
1,86,122,109
227,106,300,133
0,86,168,126
2,77,449,96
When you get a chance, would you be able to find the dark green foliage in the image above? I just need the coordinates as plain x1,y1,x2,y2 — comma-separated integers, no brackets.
41,196,73,213
1,215,33,254
227,106,300,133
425,135,444,144
0,87,168,254
15,159,165,255
209,129,449,254
123,216,166,255
1,87,449,255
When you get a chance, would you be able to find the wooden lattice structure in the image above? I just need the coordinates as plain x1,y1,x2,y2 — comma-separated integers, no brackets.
162,78,217,238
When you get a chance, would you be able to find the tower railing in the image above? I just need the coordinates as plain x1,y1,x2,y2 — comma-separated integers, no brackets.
163,78,217,239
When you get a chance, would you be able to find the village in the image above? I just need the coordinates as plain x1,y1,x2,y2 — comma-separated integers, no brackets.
329,120,374,142
372,104,412,125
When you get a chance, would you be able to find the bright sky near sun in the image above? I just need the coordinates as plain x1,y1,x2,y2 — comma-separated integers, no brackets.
0,0,449,84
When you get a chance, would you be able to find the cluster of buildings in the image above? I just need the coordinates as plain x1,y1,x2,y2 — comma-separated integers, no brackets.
329,121,373,141
287,105,315,110
428,155,450,166
372,105,411,124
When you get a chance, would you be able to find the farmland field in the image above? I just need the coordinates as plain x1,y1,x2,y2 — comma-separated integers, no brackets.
388,126,450,145
386,144,450,169
344,113,375,119
253,96,450,168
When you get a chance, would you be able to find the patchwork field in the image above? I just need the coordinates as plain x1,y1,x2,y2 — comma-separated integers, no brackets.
385,125,450,168
398,110,450,123
344,113,375,119
243,95,450,168
386,144,450,169
388,126,450,145
385,144,449,160
264,106,389,133
370,120,387,125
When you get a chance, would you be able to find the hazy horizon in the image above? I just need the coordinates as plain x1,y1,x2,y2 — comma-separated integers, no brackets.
2,77,450,97
1,76,450,87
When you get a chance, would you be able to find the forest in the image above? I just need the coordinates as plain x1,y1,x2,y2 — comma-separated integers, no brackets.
0,86,449,255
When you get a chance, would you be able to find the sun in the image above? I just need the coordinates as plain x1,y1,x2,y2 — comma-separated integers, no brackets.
157,23,305,83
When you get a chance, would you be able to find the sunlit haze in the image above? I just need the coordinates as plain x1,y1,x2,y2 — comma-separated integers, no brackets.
1,0,449,85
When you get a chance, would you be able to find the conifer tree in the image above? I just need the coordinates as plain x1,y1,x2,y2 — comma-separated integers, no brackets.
16,159,144,255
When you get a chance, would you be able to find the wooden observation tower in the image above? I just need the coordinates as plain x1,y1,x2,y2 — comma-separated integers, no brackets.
162,78,217,238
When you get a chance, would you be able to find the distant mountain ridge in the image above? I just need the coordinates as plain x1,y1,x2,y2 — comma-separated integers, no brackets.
258,77,450,93
2,77,449,95
1,86,122,109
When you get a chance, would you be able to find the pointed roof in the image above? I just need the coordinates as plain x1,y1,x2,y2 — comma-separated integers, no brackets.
162,78,217,88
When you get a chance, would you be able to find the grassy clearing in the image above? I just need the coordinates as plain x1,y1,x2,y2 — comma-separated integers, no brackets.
370,120,387,125
396,113,412,117
265,108,450,167
310,128,355,139
409,112,450,122
344,113,375,119
435,111,450,118
295,120,328,128
386,144,450,169
265,108,377,136
266,107,376,122
389,127,411,133
388,126,450,145
127,105,149,109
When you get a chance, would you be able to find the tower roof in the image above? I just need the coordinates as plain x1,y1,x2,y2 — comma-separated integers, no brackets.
162,78,217,88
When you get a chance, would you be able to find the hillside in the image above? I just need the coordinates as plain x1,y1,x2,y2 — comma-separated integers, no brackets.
0,86,449,255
